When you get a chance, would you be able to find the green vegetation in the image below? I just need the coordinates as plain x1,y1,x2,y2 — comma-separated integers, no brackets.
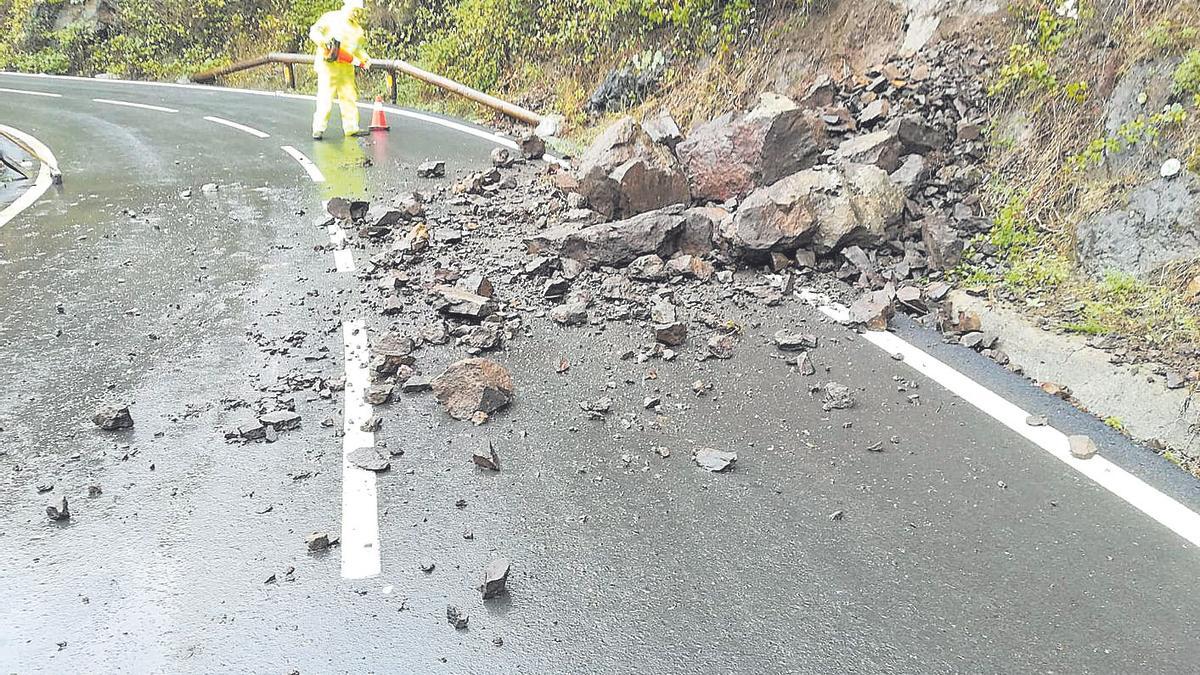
1060,271,1200,344
1145,19,1199,53
988,6,1082,97
1173,50,1200,97
1065,104,1188,171
1104,416,1125,432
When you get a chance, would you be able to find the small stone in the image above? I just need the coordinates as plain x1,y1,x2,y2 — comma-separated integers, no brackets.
796,352,817,376
1165,372,1185,390
259,410,301,431
518,132,545,159
87,485,102,497
472,441,501,471
92,405,134,430
480,558,511,599
1068,434,1098,460
1161,158,1182,178
417,160,446,178
1040,382,1071,399
46,496,70,521
364,384,394,405
490,147,513,168
694,447,737,472
773,330,818,351
706,332,737,359
822,381,856,411
347,447,390,472
1025,415,1048,427
655,322,688,346
419,561,436,573
447,605,469,629
550,301,589,326
401,376,433,393
306,531,331,551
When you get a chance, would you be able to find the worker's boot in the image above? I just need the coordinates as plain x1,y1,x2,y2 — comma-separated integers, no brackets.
312,131,324,140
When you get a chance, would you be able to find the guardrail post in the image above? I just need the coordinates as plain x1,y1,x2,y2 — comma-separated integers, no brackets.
386,70,397,104
284,63,296,90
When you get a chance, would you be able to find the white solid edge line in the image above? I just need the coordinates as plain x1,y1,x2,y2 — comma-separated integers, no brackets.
0,124,59,228
92,97,178,113
203,115,270,138
341,319,381,579
0,161,50,228
2,71,523,150
0,86,61,98
798,290,1200,549
281,145,325,183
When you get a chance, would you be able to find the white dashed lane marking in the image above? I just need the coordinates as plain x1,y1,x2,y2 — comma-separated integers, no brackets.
281,145,325,183
0,86,62,98
92,98,178,113
203,115,270,138
340,320,381,579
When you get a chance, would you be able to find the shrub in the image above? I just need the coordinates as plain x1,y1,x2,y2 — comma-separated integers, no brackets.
1173,50,1200,97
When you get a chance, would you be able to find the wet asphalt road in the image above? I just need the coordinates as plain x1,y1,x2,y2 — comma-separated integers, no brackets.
2,73,1200,674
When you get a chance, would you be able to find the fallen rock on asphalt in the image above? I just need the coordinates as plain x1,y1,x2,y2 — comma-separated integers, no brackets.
774,330,818,351
46,496,70,521
559,204,690,268
706,331,737,359
676,93,826,201
431,285,498,320
92,405,134,431
472,441,501,471
447,605,470,629
417,160,445,178
822,381,856,411
259,410,301,432
347,447,391,472
431,358,515,422
574,116,690,219
306,531,332,552
1068,434,1098,460
693,447,737,472
848,291,895,331
480,559,511,599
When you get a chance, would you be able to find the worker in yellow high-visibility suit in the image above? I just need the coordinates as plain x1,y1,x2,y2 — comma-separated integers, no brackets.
309,0,371,140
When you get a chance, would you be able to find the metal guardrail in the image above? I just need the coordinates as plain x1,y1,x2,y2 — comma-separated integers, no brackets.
0,125,62,184
190,52,543,127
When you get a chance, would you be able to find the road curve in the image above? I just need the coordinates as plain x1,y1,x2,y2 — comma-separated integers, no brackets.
2,72,1200,674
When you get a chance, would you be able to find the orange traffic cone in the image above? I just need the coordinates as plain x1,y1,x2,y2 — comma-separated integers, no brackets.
369,96,389,132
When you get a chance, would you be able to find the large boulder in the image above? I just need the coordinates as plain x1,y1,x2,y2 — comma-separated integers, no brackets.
575,117,689,219
832,130,903,172
921,212,964,271
431,358,514,422
813,163,905,254
723,170,835,252
675,93,827,202
560,205,689,267
723,163,904,256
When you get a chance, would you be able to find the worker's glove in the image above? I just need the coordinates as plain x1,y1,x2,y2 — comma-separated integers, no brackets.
359,56,372,70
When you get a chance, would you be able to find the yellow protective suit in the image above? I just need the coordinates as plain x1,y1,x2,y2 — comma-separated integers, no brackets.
309,4,370,136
